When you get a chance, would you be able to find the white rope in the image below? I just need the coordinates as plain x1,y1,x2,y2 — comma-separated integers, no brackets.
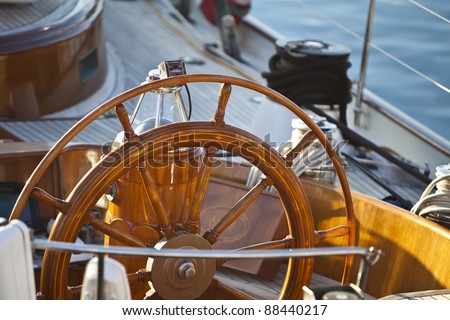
410,171,450,222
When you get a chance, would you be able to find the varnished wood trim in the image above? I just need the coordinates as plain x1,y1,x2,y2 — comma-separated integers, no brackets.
31,187,69,214
303,178,450,298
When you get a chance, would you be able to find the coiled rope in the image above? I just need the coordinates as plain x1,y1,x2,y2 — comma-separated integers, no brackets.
410,168,450,228
262,48,352,107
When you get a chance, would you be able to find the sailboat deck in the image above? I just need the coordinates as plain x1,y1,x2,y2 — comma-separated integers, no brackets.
0,0,425,204
217,265,450,300
0,1,447,302
0,0,67,32
0,0,262,143
216,264,343,300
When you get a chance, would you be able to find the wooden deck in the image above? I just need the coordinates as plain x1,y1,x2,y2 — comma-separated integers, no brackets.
0,0,426,205
217,261,449,300
0,0,261,142
216,264,379,300
0,0,66,32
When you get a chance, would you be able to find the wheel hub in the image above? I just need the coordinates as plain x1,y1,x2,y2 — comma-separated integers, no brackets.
148,232,216,299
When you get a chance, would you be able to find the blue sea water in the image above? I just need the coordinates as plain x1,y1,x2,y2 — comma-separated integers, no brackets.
251,0,450,141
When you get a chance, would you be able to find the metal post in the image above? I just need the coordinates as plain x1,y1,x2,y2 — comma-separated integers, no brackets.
356,0,376,111
356,247,382,291
97,253,105,300
155,93,164,128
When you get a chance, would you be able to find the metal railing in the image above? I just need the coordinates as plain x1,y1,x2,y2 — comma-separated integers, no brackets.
32,238,382,294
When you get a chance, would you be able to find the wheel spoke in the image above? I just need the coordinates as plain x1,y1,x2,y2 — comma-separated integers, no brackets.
185,147,218,233
127,269,152,283
115,104,138,142
64,270,151,300
31,187,69,213
213,83,231,126
314,225,350,244
139,166,175,239
284,130,316,167
217,237,294,265
203,178,272,244
85,214,147,247
67,285,82,300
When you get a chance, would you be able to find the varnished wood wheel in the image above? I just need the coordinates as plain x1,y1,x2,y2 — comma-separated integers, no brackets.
10,74,355,299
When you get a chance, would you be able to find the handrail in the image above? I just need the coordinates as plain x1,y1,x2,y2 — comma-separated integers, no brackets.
32,239,383,289
32,238,377,260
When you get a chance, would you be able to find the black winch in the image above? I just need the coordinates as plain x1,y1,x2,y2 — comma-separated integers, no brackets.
262,39,352,108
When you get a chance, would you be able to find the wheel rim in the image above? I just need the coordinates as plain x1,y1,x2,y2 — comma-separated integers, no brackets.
9,74,355,299
41,123,315,299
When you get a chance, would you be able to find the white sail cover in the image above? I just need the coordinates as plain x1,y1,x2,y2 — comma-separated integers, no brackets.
0,219,36,299
81,256,131,300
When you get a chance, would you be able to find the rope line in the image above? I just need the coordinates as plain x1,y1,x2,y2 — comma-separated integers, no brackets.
411,171,450,228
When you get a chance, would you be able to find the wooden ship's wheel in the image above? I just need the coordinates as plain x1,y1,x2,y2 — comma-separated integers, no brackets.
10,74,355,299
